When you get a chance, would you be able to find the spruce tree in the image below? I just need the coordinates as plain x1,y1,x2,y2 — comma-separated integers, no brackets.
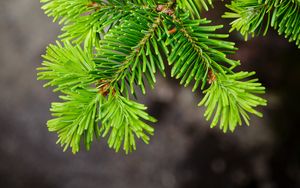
37,0,297,154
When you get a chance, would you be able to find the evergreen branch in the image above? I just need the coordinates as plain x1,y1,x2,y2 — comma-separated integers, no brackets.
223,0,300,47
41,0,93,24
166,12,240,92
100,93,156,154
38,40,157,154
48,87,156,154
93,12,166,95
37,41,96,92
59,2,154,46
272,0,300,47
48,89,102,153
198,71,267,132
126,0,163,6
176,0,213,17
41,0,160,46
39,0,269,154
165,12,266,132
223,0,276,40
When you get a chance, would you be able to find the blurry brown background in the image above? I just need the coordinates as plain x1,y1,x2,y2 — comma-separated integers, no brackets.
1,0,300,188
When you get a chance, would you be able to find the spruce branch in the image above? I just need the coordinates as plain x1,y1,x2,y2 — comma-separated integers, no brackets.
177,0,213,17
60,2,154,46
48,88,155,154
93,10,167,95
37,40,156,153
198,71,267,132
48,88,102,153
223,0,300,48
166,11,240,92
41,0,173,48
99,93,156,154
37,41,96,92
163,11,266,132
39,0,268,153
41,0,93,24
43,0,160,48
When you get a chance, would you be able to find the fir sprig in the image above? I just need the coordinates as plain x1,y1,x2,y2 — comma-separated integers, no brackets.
177,0,213,17
199,72,267,132
93,13,165,95
48,89,101,153
100,93,156,154
39,0,267,154
37,41,95,92
223,0,300,48
166,11,240,92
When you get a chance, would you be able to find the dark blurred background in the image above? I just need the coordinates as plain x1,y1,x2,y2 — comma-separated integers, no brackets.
1,1,300,188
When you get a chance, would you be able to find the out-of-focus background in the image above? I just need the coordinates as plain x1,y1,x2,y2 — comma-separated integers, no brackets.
1,0,300,188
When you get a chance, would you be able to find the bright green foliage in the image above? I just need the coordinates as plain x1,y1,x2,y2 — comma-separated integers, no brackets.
48,89,155,154
166,12,240,92
60,1,155,46
41,0,93,23
37,41,95,91
48,89,101,153
93,12,165,95
224,0,300,48
39,0,267,154
100,94,156,154
164,11,266,132
199,72,267,132
177,0,213,17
